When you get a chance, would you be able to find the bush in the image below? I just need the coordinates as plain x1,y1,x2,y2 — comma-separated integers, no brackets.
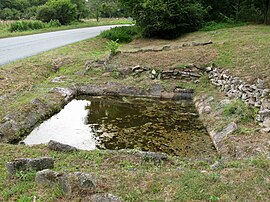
36,5,57,23
8,21,45,32
100,26,140,43
106,40,120,55
46,0,78,25
47,19,61,27
8,20,61,32
36,0,77,25
132,0,206,39
0,8,21,20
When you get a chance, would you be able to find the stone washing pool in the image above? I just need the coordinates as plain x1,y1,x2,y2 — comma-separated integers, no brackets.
24,96,216,157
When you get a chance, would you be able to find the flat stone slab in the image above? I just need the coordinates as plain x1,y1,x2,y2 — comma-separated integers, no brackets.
6,157,54,175
213,122,238,143
48,140,78,152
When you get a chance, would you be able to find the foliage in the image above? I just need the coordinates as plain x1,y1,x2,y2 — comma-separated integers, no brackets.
100,26,140,43
86,0,127,21
8,19,61,32
44,0,78,25
9,20,45,32
106,39,119,55
36,5,57,23
119,0,206,39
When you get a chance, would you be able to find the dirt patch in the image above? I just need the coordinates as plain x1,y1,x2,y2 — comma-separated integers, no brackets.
113,46,217,70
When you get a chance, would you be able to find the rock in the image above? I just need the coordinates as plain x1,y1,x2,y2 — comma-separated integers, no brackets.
35,169,65,186
210,160,223,169
131,65,141,72
51,87,74,101
61,172,96,195
51,76,66,83
257,79,264,89
174,88,194,94
203,106,212,114
6,157,54,175
76,85,105,96
151,69,157,79
36,170,96,195
262,118,270,128
161,92,174,99
102,72,111,77
150,84,163,97
213,122,238,143
205,66,212,72
260,99,270,110
258,109,270,121
138,151,169,161
260,128,270,133
192,41,213,46
89,193,122,202
48,140,78,152
220,99,231,106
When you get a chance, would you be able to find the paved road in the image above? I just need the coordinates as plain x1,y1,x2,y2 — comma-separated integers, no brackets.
0,25,123,66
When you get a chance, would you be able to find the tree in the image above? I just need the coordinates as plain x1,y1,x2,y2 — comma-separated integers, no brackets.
38,0,78,24
118,0,206,39
263,0,270,23
70,0,89,19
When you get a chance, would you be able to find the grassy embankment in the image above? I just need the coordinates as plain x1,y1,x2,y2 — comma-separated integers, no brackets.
0,18,132,39
0,24,269,201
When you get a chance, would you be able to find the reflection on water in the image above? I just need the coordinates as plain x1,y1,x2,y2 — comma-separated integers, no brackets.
24,96,216,157
24,100,96,150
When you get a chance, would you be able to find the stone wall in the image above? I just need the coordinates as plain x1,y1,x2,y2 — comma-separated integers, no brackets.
206,66,270,131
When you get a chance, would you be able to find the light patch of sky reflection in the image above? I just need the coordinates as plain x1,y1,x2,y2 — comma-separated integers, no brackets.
24,99,96,150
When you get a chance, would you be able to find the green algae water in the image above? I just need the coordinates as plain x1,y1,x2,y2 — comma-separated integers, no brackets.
84,96,216,157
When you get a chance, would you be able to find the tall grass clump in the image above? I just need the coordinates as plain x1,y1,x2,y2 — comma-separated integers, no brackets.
100,26,141,43
8,20,61,32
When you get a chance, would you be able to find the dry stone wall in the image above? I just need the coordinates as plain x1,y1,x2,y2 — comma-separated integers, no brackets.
206,66,270,130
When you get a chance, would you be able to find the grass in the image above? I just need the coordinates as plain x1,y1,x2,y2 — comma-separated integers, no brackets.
200,21,248,31
0,18,132,39
0,24,270,200
0,144,269,201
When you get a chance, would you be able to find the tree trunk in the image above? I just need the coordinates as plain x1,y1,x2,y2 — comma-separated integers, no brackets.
264,0,270,24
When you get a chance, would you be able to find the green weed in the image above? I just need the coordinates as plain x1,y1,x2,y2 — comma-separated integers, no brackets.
106,39,120,55
223,100,257,123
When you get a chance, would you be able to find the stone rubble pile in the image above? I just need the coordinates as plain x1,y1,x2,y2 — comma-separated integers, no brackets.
207,66,270,130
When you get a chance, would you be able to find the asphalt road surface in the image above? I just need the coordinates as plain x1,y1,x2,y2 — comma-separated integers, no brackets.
0,25,123,66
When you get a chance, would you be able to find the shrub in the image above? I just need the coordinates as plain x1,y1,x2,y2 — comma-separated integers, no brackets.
8,21,45,32
125,0,206,39
100,26,140,43
47,19,61,27
37,0,78,25
8,20,54,32
36,5,57,23
106,40,120,55
46,0,78,25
